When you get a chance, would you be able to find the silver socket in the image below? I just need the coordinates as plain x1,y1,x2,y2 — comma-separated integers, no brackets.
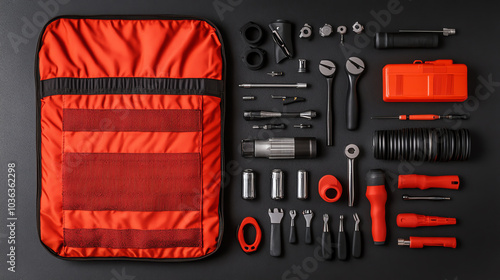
271,169,284,200
298,59,307,73
242,169,255,200
297,169,308,199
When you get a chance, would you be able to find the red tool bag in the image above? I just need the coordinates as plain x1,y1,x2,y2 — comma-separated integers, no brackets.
36,16,225,260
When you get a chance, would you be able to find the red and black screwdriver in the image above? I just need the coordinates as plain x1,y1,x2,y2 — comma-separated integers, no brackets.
371,114,469,121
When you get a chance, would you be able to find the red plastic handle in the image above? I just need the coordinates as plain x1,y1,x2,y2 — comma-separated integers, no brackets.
400,114,439,120
409,236,457,248
397,213,457,228
398,174,460,190
366,185,387,244
237,217,262,253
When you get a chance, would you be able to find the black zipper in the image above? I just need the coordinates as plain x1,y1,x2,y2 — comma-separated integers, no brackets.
35,14,226,262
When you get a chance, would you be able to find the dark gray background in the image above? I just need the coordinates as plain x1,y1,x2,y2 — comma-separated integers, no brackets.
1,0,499,279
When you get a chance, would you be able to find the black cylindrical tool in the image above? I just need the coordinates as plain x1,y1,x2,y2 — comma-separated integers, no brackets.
375,32,439,49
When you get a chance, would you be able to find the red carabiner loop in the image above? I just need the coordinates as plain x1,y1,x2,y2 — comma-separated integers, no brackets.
237,217,262,253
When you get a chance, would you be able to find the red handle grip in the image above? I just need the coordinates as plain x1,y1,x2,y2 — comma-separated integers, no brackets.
400,114,439,120
366,185,387,244
398,174,460,190
397,213,457,228
409,237,457,248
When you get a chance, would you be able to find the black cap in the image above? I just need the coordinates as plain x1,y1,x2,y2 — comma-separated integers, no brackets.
366,169,385,186
241,139,255,157
294,137,317,159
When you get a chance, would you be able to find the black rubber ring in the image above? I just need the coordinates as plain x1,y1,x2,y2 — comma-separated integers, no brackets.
240,22,264,46
242,48,266,70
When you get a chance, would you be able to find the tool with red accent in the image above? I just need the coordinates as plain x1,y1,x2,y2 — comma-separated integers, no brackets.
371,114,469,121
399,174,460,190
398,237,457,248
397,213,456,228
366,169,387,245
237,217,262,253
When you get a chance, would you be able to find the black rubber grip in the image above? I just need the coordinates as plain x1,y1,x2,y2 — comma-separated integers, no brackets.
337,231,347,260
366,169,385,186
326,77,334,145
375,32,439,49
346,74,360,130
322,231,332,260
289,224,297,244
270,223,281,257
352,230,362,258
305,226,312,244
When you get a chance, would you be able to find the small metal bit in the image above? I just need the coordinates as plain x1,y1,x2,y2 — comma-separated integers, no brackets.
352,213,361,258
303,210,314,244
252,124,286,130
321,214,332,259
399,28,456,36
294,124,312,129
298,59,307,73
242,95,255,100
337,215,347,260
402,195,451,201
271,95,306,105
337,26,347,45
289,210,297,244
267,71,284,77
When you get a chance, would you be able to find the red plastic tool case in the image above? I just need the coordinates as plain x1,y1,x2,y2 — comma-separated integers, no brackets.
36,16,225,260
383,60,467,102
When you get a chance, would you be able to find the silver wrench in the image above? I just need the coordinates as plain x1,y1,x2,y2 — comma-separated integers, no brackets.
345,144,360,207
289,210,297,244
303,210,314,244
268,208,284,256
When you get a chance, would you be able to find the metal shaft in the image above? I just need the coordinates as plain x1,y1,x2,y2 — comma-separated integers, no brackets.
402,195,451,201
239,83,308,88
348,158,355,207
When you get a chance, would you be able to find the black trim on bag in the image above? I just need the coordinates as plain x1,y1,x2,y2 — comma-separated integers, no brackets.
35,15,226,262
41,77,224,98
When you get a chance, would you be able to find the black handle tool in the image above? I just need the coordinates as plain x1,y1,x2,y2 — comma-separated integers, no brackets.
322,214,333,259
338,215,347,260
268,208,284,257
319,60,337,146
289,210,297,244
303,210,314,244
352,213,362,258
345,57,365,130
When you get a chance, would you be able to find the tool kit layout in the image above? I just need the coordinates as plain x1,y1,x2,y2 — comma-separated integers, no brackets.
35,16,467,262
237,21,467,258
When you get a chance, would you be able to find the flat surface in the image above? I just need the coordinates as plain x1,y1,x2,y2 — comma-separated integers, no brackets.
1,0,499,279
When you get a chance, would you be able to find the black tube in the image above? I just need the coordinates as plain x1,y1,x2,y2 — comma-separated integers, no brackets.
375,32,439,49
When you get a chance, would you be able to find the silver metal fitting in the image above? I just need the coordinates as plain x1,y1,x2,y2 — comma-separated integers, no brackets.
352,22,364,34
299,23,312,39
319,24,333,37
298,59,307,73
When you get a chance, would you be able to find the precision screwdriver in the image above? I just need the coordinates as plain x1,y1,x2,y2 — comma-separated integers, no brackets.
371,114,469,121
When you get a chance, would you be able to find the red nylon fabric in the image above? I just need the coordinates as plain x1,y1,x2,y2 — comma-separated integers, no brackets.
38,17,223,259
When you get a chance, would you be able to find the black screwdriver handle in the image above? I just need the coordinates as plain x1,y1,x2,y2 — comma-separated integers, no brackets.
270,223,282,256
337,231,347,260
352,230,362,258
375,32,439,49
346,74,360,130
322,231,332,260
289,223,297,244
326,77,334,146
305,226,312,244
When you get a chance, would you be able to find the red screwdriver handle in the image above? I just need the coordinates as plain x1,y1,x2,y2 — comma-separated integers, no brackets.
397,213,457,228
400,114,440,120
398,174,460,190
409,237,457,248
366,170,387,245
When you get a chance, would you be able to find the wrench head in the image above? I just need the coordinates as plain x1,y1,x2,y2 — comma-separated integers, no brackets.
346,57,365,75
268,208,284,223
319,60,336,77
289,210,296,219
345,144,360,159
